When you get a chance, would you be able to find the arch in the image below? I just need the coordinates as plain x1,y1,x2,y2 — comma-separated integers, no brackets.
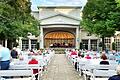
45,31,75,39
44,31,75,48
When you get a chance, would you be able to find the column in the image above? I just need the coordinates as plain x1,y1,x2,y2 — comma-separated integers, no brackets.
40,27,44,48
79,29,82,43
5,39,7,47
111,37,114,50
76,27,79,49
88,39,91,50
19,37,22,50
29,39,31,50
97,39,100,51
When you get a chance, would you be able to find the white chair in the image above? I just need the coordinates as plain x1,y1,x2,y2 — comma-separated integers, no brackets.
0,70,33,80
1,64,42,80
28,64,43,80
90,69,116,80
83,65,117,80
9,64,28,70
5,78,32,80
77,59,90,76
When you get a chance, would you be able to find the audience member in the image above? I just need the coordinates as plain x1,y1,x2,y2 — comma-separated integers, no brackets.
93,53,98,59
100,53,109,65
70,49,77,56
0,45,11,70
108,65,120,80
85,54,91,59
16,46,22,55
109,52,116,60
18,53,24,61
11,47,18,59
28,57,38,80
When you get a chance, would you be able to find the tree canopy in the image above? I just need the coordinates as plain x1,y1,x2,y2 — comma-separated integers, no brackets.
0,0,39,48
0,0,39,40
81,0,120,50
116,0,120,7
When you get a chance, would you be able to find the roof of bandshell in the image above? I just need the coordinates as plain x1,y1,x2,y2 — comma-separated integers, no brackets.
40,13,80,21
38,5,82,8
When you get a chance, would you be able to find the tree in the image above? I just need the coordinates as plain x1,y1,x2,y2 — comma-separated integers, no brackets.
116,0,120,7
6,0,39,36
112,42,116,50
81,0,120,50
0,0,39,49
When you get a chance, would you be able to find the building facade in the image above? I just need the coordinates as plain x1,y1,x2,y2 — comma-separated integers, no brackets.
29,5,99,50
17,5,120,51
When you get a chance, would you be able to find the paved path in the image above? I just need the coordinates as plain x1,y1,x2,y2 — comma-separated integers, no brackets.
42,54,83,80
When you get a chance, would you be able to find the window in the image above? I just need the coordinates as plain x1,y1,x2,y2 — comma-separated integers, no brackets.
82,40,88,50
22,40,29,50
31,39,37,49
104,37,111,49
91,40,97,51
114,38,120,51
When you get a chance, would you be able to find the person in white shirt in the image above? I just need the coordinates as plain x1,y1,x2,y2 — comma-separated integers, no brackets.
0,45,11,70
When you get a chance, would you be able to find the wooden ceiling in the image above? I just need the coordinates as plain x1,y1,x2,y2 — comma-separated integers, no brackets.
45,32,75,39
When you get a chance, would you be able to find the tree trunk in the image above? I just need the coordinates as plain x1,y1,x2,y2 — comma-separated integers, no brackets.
7,39,17,50
7,39,13,50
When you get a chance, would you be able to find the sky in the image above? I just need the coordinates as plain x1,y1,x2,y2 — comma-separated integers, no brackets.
31,0,87,11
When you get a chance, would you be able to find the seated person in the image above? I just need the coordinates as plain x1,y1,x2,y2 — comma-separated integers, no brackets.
85,54,91,59
18,54,24,60
11,47,18,59
70,50,77,56
28,57,38,80
108,65,120,80
109,53,116,60
100,53,109,65
93,53,98,59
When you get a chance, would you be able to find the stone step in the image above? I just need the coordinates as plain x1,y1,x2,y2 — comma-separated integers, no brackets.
54,48,66,54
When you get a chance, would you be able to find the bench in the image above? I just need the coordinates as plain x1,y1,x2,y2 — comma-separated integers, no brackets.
83,65,117,80
0,64,42,80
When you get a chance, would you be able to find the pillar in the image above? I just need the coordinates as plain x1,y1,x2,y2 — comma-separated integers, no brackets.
76,27,79,49
5,39,7,47
97,39,100,51
88,39,91,50
111,37,115,50
19,37,23,50
29,39,31,50
40,27,44,48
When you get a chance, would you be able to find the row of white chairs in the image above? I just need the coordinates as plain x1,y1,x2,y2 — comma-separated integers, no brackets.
82,65,117,80
65,51,118,80
76,59,118,80
0,64,42,80
0,50,55,80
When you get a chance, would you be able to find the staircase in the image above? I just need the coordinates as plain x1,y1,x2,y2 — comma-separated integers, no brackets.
53,48,66,54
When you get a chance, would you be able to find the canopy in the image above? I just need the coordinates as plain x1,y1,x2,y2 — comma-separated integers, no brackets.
45,32,75,39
